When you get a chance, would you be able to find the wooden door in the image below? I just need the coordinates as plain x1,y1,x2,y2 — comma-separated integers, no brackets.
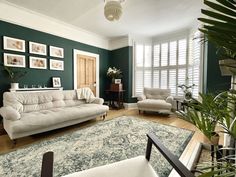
77,54,96,95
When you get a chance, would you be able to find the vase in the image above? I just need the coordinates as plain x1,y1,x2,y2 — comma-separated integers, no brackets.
210,132,220,145
11,83,19,89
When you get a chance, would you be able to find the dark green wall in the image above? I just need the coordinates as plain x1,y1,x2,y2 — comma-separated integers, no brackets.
0,20,110,106
203,42,231,94
110,47,137,103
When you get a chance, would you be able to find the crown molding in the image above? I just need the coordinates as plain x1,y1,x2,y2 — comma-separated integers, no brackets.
0,1,110,50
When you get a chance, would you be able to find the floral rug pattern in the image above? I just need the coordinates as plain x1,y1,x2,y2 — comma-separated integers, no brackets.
0,116,193,177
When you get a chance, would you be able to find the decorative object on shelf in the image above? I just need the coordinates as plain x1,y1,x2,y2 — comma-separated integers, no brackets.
178,84,195,101
107,67,122,83
50,46,64,58
29,41,47,56
3,66,27,89
52,77,61,87
50,59,64,71
4,53,26,68
104,0,125,21
29,56,47,69
3,36,25,52
115,79,121,84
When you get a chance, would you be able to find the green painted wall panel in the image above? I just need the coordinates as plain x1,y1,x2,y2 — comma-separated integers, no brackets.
0,21,110,106
204,42,231,94
110,47,137,103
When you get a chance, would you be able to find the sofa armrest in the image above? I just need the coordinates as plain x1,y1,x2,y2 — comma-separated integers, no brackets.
0,106,21,121
90,98,104,105
137,95,146,101
166,96,174,105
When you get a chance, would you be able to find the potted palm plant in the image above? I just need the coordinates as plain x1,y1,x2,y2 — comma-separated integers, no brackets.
198,0,236,76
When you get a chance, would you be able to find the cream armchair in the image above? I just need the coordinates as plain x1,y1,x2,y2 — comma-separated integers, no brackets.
137,88,174,114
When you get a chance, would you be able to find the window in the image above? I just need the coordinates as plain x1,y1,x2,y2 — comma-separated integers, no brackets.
133,32,201,98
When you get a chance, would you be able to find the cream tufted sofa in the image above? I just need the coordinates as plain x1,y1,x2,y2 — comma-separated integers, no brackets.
0,90,109,140
137,88,174,114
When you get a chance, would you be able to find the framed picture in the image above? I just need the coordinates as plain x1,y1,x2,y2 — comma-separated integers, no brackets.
3,36,25,52
29,56,47,69
50,59,64,71
52,77,61,87
4,53,26,68
50,46,64,58
29,42,47,55
115,79,121,84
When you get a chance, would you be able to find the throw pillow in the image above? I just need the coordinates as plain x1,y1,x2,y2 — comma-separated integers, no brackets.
0,106,21,121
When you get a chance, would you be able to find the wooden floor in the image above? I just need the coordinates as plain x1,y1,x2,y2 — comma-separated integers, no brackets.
0,109,223,164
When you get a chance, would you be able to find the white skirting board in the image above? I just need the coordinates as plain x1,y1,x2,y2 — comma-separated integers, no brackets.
123,103,137,109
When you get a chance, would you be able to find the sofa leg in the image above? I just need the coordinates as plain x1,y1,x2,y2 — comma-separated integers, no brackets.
102,114,106,121
11,139,16,148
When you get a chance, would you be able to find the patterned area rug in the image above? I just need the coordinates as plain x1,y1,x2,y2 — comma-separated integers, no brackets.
0,116,193,177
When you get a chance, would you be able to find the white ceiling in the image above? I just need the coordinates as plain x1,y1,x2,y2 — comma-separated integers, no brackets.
2,0,204,39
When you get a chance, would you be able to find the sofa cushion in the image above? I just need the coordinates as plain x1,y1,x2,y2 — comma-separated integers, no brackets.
137,99,171,110
0,106,21,121
3,90,86,113
4,104,109,133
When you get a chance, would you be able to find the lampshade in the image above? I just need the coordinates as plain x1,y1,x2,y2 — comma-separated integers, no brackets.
104,0,123,21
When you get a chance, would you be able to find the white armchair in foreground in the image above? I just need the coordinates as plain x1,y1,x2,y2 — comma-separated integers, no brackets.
137,88,174,114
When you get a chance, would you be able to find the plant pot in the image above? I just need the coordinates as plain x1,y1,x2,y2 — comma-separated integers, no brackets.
219,59,236,76
11,83,19,89
210,132,220,145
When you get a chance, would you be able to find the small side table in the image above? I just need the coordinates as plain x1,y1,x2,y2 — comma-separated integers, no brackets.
105,89,125,109
174,97,186,111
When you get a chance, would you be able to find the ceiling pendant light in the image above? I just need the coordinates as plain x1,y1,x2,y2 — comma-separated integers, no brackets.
104,0,125,21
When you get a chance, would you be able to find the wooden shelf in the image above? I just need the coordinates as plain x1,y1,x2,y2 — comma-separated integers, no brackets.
9,87,63,92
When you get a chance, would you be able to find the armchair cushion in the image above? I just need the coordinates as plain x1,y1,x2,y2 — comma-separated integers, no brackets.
0,106,21,121
144,88,171,100
63,156,158,177
166,96,174,105
137,95,146,101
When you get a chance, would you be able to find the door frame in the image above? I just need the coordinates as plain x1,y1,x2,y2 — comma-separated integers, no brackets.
73,49,100,97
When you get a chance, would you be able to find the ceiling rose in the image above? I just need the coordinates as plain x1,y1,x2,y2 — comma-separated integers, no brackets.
104,0,125,21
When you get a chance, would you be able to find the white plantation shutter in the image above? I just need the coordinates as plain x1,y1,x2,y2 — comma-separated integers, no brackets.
145,45,152,67
133,33,201,97
153,70,159,88
169,69,176,95
178,39,187,65
177,68,186,96
154,45,160,67
136,45,143,67
161,43,168,66
192,32,201,98
135,70,143,95
144,70,152,87
169,41,177,66
160,70,168,89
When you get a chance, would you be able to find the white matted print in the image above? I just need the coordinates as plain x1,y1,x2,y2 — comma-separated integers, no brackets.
4,53,26,68
52,77,61,87
3,36,25,52
29,57,47,69
29,42,47,55
50,59,64,71
50,46,64,58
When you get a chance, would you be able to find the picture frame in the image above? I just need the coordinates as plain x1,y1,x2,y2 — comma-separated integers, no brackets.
50,46,64,58
3,36,25,52
50,59,64,71
52,77,61,87
29,56,47,69
4,53,26,68
29,42,47,55
115,79,121,84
